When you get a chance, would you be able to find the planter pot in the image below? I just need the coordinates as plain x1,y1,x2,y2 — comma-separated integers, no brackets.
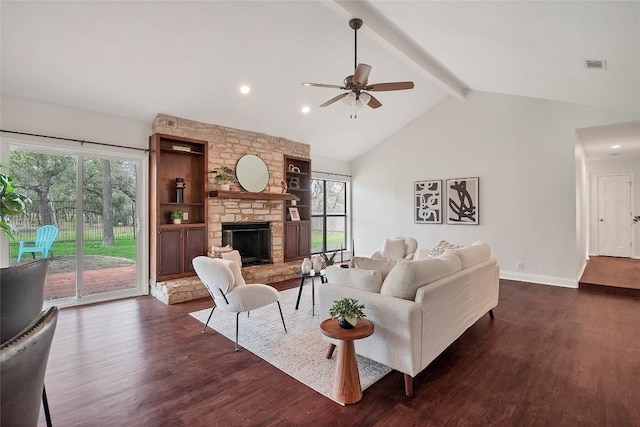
338,316,357,329
172,219,182,224
219,183,230,191
291,200,297,206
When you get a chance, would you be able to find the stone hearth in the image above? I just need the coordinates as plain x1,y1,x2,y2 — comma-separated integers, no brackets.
150,260,302,305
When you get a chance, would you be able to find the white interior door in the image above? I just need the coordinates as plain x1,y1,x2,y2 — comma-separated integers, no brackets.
598,174,631,257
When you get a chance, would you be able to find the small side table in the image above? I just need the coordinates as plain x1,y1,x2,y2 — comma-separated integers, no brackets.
320,318,374,404
294,272,325,315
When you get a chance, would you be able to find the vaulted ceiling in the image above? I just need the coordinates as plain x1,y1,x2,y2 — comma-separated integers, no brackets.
2,1,638,161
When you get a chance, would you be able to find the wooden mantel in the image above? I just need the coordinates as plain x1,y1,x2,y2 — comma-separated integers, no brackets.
208,190,294,201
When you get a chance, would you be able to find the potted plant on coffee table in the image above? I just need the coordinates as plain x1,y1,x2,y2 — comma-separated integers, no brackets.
329,297,366,329
209,166,237,191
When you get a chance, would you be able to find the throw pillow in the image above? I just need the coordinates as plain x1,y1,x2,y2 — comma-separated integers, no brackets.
325,266,383,293
348,257,398,280
381,238,406,259
380,255,462,300
442,241,490,269
428,240,462,258
412,248,431,260
221,259,246,288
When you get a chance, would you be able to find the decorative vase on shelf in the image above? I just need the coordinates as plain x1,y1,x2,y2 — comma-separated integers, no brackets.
291,200,297,206
313,255,323,273
338,316,357,329
301,258,312,274
219,183,230,191
173,219,181,224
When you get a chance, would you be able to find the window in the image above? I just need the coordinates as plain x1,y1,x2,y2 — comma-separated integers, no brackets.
311,178,348,255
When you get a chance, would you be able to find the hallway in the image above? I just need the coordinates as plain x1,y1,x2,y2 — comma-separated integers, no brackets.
579,256,640,297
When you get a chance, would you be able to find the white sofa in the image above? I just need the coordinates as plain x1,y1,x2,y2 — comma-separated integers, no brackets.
318,241,499,396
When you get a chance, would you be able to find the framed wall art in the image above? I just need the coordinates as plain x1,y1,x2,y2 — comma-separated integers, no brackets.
414,180,442,224
446,177,479,225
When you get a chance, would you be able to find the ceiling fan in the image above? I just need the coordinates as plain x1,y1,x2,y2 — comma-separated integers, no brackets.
302,18,414,113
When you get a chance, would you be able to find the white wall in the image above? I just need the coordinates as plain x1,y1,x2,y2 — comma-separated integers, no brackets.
351,91,639,286
0,95,151,149
311,154,351,177
586,156,640,258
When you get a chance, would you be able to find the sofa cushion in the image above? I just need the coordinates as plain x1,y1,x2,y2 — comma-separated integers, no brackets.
325,266,383,293
412,248,432,260
442,241,491,269
348,257,398,280
380,255,462,300
381,238,407,259
428,240,462,258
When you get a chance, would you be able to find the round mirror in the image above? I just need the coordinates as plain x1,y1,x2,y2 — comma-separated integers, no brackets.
236,154,269,193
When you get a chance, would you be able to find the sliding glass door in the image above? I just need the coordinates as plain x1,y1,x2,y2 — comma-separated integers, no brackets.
5,138,147,307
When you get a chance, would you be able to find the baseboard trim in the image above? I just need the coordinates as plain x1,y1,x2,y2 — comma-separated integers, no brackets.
500,271,578,288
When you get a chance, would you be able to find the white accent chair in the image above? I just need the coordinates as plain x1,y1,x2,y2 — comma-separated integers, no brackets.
192,256,287,351
371,237,418,260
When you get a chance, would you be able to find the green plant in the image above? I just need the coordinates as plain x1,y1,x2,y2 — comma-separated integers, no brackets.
0,164,31,241
329,297,366,320
209,166,237,183
633,215,640,225
170,210,183,220
292,194,300,202
320,251,337,266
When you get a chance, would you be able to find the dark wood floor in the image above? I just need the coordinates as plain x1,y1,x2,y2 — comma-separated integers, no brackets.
39,278,639,426
579,256,640,297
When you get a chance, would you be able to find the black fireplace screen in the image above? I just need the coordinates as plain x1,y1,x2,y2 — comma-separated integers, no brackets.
221,222,272,266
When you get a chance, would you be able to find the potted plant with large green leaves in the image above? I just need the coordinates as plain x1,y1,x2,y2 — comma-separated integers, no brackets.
0,164,31,241
329,297,366,329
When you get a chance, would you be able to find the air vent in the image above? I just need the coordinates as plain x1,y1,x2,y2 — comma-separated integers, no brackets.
584,59,607,70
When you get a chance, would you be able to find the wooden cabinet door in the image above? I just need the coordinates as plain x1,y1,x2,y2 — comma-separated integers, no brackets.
158,228,183,277
298,221,311,258
284,221,311,260
184,227,207,273
285,222,300,260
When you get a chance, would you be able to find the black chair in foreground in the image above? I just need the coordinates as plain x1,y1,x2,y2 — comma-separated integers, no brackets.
1,307,58,427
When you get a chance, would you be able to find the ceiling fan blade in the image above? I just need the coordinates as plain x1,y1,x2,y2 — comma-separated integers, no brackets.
353,63,372,85
367,94,382,109
320,93,349,107
302,82,345,89
367,81,415,91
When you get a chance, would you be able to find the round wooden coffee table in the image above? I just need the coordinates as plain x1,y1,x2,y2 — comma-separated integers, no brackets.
320,318,374,404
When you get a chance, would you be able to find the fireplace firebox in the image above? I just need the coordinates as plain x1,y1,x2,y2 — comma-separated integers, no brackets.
222,222,272,266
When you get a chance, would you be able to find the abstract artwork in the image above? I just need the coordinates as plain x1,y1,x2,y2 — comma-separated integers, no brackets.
415,180,442,224
446,177,479,225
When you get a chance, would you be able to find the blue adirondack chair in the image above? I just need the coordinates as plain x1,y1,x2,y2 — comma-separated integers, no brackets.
17,225,59,263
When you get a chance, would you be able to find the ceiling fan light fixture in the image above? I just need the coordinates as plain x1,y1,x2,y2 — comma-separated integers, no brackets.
342,92,357,106
359,92,371,105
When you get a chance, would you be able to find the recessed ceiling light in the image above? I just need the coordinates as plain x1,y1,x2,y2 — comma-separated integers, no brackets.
301,106,310,114
240,85,250,94
611,144,621,149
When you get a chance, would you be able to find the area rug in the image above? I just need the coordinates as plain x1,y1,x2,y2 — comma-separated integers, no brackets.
189,286,391,405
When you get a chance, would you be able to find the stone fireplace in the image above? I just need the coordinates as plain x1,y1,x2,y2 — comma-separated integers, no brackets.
222,221,271,265
149,113,310,304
